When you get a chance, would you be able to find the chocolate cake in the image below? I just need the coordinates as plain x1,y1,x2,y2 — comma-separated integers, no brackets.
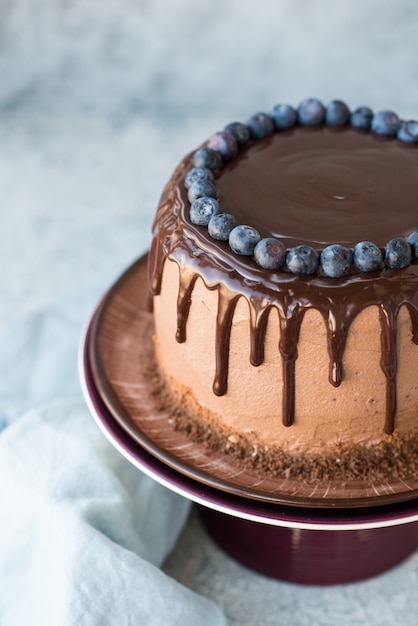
147,98,418,481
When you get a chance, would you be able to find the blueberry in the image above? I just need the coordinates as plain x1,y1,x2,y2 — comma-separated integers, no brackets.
286,245,319,275
353,241,383,272
371,110,400,136
397,120,418,143
320,244,352,278
297,98,325,126
190,197,220,226
247,112,275,139
184,167,214,190
254,238,287,270
187,179,218,203
224,122,250,148
325,100,350,126
207,131,238,162
208,213,238,241
270,103,297,130
407,231,418,258
350,106,373,129
385,237,411,268
229,225,261,256
192,147,223,172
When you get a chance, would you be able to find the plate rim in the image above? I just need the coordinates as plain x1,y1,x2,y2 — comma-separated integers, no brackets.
79,312,418,530
86,255,418,510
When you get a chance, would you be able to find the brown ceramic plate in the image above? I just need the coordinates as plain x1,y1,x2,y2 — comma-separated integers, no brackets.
88,255,418,508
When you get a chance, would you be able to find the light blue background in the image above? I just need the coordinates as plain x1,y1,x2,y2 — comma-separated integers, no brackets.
2,1,418,623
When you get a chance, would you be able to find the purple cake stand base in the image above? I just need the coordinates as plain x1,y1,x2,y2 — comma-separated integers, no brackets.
200,506,418,585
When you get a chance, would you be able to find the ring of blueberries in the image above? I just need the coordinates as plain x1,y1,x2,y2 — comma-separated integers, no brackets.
184,98,418,278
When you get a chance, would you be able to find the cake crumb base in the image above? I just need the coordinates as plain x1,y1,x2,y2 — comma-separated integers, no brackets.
145,363,418,485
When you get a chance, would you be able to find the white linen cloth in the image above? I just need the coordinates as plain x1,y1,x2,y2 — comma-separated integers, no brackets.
0,293,227,625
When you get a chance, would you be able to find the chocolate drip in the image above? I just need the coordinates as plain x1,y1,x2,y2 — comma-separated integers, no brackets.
405,303,418,344
147,236,163,311
175,270,198,343
323,302,361,388
249,303,272,367
148,126,418,435
148,196,178,301
213,288,240,396
379,305,398,434
325,308,345,388
278,308,305,427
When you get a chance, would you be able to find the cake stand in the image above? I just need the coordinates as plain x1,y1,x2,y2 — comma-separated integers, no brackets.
79,256,418,585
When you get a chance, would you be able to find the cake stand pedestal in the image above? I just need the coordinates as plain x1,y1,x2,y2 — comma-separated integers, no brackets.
79,256,418,585
200,507,418,585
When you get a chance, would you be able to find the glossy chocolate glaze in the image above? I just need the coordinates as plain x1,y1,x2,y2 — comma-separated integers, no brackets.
148,126,418,435
216,126,418,247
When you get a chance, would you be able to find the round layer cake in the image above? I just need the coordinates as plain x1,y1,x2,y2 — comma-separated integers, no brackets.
148,99,418,481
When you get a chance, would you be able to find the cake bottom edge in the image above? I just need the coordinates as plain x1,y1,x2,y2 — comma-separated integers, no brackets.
145,361,418,485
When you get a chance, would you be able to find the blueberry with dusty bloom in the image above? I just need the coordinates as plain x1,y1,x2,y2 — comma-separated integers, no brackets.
407,231,418,258
270,103,297,130
208,213,238,241
187,179,218,203
190,197,220,226
385,237,411,268
224,122,250,148
254,238,287,270
351,106,373,129
286,245,319,275
320,244,352,278
207,131,238,162
353,241,383,272
192,147,223,171
371,110,400,136
247,112,275,139
184,167,214,190
229,225,261,256
397,120,418,143
326,100,350,126
297,98,325,125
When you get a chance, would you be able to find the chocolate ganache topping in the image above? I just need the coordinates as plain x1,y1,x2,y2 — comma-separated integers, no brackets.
216,127,418,248
149,101,418,436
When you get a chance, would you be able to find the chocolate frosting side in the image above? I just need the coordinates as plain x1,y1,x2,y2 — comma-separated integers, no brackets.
148,127,418,435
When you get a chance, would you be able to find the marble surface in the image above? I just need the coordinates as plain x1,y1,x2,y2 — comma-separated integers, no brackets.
3,1,418,623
